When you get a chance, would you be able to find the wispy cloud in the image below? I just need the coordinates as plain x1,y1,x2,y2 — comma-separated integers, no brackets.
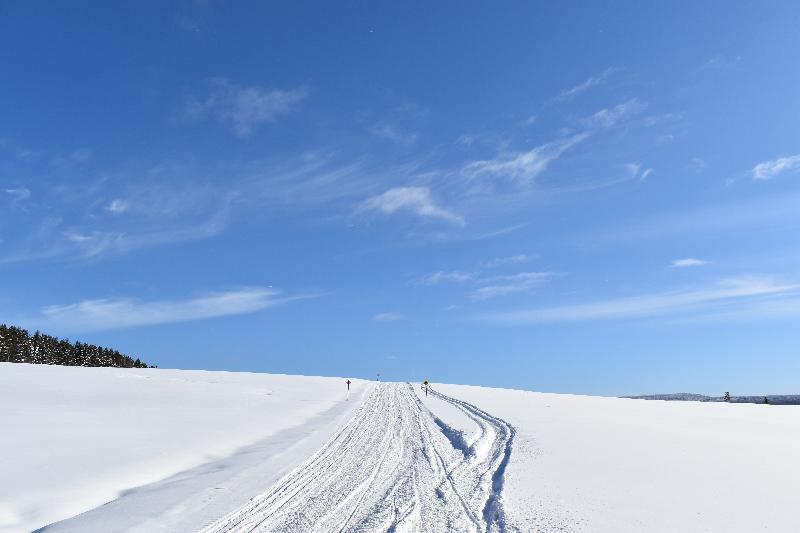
420,271,476,285
752,154,800,180
702,55,742,71
687,157,706,172
52,147,92,168
584,98,647,129
470,271,556,300
0,137,41,160
583,192,800,246
35,287,297,332
105,198,128,214
483,277,798,323
80,216,228,258
463,133,589,186
372,312,404,321
671,258,710,268
183,78,308,137
74,195,235,259
2,151,405,263
473,223,529,240
362,186,465,226
558,67,616,100
4,188,31,202
624,162,641,177
369,124,418,145
456,134,478,147
623,162,654,181
103,175,231,219
483,254,535,268
242,154,379,207
418,265,555,301
1,181,238,263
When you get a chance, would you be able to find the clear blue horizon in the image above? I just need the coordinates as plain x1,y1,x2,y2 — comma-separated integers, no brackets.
2,1,799,396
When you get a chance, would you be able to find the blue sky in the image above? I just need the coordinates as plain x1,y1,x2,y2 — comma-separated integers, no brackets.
2,1,800,395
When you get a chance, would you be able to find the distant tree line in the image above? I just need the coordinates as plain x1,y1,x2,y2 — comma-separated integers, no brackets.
0,324,151,368
624,392,800,405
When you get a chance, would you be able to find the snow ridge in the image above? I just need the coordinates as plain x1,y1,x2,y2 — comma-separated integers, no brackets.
202,382,516,532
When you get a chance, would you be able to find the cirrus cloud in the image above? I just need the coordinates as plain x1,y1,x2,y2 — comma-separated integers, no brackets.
372,312,404,321
483,277,799,323
470,271,556,300
183,78,308,137
362,186,465,226
420,271,477,285
670,258,709,268
463,133,588,186
4,187,31,202
752,154,800,180
584,98,647,129
34,287,302,332
557,67,617,100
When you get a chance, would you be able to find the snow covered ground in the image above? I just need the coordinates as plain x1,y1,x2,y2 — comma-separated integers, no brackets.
204,383,512,533
0,363,367,533
431,383,800,532
4,363,800,532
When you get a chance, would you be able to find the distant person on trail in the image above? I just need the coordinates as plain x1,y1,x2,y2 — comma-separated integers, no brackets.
346,379,351,391
423,380,429,397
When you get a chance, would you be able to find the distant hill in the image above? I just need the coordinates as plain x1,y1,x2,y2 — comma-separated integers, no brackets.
625,393,712,402
623,393,800,405
0,324,151,368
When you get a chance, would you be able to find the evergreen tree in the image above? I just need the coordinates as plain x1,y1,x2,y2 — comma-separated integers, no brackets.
0,323,151,368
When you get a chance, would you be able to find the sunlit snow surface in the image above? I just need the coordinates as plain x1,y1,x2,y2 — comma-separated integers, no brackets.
204,383,513,533
0,363,365,533
433,383,800,532
3,363,800,532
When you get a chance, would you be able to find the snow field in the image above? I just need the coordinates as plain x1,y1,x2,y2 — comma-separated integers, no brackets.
0,363,366,533
5,363,800,533
432,383,800,532
204,382,515,533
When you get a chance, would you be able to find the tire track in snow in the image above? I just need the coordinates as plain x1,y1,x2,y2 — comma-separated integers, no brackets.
202,383,515,533
427,388,516,533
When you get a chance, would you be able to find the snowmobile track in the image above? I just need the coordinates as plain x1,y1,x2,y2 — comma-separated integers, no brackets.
202,382,516,533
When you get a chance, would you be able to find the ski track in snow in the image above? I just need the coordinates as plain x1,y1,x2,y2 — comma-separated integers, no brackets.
202,382,516,533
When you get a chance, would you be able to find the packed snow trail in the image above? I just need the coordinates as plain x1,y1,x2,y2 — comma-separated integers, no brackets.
203,382,516,533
